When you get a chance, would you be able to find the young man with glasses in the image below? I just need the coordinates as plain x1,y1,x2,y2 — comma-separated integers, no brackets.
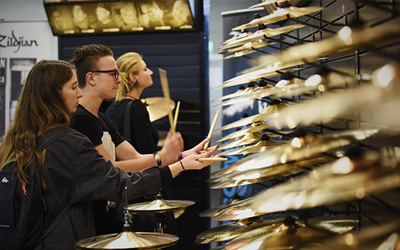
69,44,218,235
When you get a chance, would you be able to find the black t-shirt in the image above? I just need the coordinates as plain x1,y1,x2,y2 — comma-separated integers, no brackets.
71,104,125,148
105,99,160,154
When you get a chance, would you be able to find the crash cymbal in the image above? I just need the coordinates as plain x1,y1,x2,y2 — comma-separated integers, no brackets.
243,19,400,74
219,136,287,156
220,216,355,250
221,30,254,46
215,150,400,221
75,231,178,249
302,221,400,250
215,67,303,89
218,132,263,150
211,129,378,177
217,122,279,143
127,197,194,213
210,154,335,189
213,85,276,107
220,24,304,50
198,216,357,245
248,0,290,9
232,6,324,30
217,103,290,131
219,41,276,54
199,198,242,217
222,49,259,60
212,83,258,102
141,97,175,122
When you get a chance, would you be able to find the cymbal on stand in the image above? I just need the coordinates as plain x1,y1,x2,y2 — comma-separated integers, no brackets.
75,231,179,249
127,198,195,213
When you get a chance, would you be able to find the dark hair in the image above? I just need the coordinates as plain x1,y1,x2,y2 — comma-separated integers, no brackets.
0,60,74,186
70,44,114,88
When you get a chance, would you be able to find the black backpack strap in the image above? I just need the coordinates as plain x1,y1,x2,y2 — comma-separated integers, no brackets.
36,127,71,240
124,101,133,142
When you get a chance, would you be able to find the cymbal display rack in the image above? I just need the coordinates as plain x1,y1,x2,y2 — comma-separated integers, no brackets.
206,0,400,248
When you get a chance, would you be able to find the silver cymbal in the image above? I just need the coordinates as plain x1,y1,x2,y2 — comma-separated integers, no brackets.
214,150,400,221
232,6,324,30
75,231,179,249
211,129,378,177
220,24,304,50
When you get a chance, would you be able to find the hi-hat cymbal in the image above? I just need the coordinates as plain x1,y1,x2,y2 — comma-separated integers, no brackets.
214,150,400,221
219,216,356,250
210,154,335,189
199,198,242,217
211,129,378,177
217,103,290,131
302,221,400,250
218,132,263,150
221,30,254,46
232,6,324,30
75,231,179,249
219,138,287,156
141,97,175,122
220,24,304,50
197,216,357,245
127,198,194,213
219,41,276,54
243,19,400,75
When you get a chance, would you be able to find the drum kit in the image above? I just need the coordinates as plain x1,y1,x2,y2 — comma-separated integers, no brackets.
198,0,400,249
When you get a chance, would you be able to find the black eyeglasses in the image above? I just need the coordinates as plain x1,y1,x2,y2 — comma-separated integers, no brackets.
90,70,120,80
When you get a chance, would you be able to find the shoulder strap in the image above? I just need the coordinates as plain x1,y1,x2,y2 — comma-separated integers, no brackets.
36,127,71,240
124,101,133,142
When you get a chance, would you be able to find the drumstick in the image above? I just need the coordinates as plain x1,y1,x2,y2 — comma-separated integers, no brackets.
198,157,227,162
204,110,219,151
159,68,175,133
173,101,181,132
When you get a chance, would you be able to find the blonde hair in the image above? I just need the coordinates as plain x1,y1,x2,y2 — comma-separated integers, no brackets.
115,52,142,101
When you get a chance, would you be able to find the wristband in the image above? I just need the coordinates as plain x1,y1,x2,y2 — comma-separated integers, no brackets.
153,152,162,167
178,152,184,161
179,160,186,171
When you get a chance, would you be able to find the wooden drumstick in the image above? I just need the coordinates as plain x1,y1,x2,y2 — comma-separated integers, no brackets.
159,68,175,133
198,157,227,162
204,110,219,151
173,101,181,132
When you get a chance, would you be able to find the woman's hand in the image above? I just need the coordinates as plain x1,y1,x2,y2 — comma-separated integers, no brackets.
183,138,219,159
158,130,184,166
168,152,219,177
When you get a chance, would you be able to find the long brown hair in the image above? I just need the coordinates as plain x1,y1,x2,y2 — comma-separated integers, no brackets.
0,60,74,187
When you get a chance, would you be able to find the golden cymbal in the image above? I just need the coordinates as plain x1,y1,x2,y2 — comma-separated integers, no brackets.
222,49,259,60
217,122,275,143
210,154,335,189
243,19,400,75
212,84,258,102
211,129,378,177
127,198,194,213
219,41,276,54
302,221,400,250
220,216,356,250
248,0,291,9
219,138,287,156
217,103,290,131
75,231,179,249
218,132,263,150
214,150,400,221
232,6,324,30
220,24,304,50
213,85,275,107
221,30,254,46
141,97,175,122
199,198,242,217
197,216,357,245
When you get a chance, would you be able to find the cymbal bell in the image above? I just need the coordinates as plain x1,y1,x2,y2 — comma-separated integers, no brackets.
210,154,335,189
211,129,378,177
199,198,242,217
141,97,175,122
127,197,194,213
220,24,304,50
220,216,356,250
215,150,400,221
75,231,179,249
217,103,290,131
232,6,324,30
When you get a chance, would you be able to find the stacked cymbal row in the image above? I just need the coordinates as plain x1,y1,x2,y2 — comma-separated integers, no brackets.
199,0,400,249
